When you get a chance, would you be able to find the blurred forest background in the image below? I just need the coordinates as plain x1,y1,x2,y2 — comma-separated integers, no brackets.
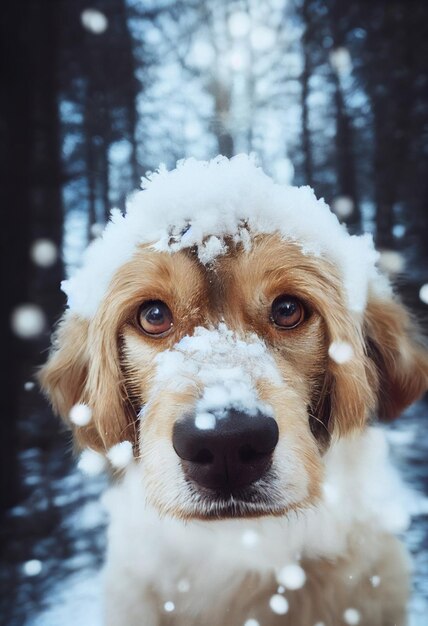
1,0,428,624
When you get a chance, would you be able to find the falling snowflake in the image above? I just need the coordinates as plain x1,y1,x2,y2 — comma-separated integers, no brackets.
419,284,428,305
244,619,260,626
81,8,108,34
23,560,42,576
343,608,361,625
328,341,354,364
107,441,134,469
269,594,289,615
69,403,92,427
24,381,35,391
164,601,175,613
30,238,58,267
332,196,354,218
11,304,46,339
77,449,107,476
277,563,306,590
378,250,405,275
329,47,352,76
370,575,381,587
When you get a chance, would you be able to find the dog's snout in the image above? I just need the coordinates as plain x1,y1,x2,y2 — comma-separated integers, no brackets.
173,409,279,493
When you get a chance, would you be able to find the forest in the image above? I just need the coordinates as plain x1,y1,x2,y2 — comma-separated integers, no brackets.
1,0,427,623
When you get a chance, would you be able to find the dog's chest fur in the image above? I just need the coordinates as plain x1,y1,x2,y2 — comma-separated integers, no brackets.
102,428,411,626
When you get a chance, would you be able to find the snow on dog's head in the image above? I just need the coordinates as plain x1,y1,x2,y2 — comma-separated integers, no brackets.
40,155,428,519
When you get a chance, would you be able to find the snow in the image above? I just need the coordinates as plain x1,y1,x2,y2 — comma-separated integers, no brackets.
154,324,280,417
343,608,361,624
378,250,405,275
62,155,386,319
24,381,35,391
244,620,260,626
332,196,354,218
106,441,134,469
393,224,406,238
276,563,306,589
77,449,107,476
419,283,428,305
329,47,353,76
80,9,108,34
370,575,381,587
23,559,42,576
328,341,354,364
11,304,46,339
163,601,175,612
269,594,289,614
69,403,92,427
241,529,260,547
30,238,58,267
194,412,216,430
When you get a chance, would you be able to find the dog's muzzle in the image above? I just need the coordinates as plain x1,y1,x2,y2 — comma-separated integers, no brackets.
173,409,279,493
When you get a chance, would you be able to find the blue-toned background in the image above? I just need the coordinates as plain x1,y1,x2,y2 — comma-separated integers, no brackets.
1,1,427,624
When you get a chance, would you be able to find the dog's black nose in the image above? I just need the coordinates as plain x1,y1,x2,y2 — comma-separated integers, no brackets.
172,409,279,493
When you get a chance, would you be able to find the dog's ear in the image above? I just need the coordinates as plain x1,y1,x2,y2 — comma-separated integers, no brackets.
39,312,137,452
364,294,428,420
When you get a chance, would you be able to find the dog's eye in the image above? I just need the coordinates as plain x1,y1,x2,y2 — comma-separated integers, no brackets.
137,301,173,336
271,295,305,329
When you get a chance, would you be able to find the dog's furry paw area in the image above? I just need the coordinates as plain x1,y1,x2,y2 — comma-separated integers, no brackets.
32,156,428,625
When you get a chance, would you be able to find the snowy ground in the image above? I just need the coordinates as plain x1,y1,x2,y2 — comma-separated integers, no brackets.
0,397,427,626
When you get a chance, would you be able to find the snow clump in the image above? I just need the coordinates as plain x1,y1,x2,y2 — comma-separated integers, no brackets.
269,594,289,615
154,324,280,417
276,563,306,589
419,283,428,305
62,155,385,319
328,341,354,364
343,608,361,624
23,559,43,576
77,449,107,476
11,304,46,339
107,441,134,469
69,403,92,426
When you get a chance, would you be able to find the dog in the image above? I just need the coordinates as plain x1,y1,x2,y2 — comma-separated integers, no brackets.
40,155,428,625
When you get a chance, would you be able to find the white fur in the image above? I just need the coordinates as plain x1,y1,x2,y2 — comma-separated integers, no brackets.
102,428,413,626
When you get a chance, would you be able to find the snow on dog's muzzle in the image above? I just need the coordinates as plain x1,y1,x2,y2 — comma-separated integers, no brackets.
154,324,282,493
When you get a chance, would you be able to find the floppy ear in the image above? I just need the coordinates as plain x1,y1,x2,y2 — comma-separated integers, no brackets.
39,312,137,452
315,329,377,439
364,294,428,420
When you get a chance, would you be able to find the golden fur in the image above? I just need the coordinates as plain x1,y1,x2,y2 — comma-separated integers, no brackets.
39,233,428,624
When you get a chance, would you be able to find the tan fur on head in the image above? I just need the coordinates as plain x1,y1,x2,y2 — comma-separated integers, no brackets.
39,234,428,518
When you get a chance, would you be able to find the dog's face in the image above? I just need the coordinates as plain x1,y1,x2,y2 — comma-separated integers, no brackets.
40,232,428,520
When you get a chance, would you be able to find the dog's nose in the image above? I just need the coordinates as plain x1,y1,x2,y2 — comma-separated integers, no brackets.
172,409,279,493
